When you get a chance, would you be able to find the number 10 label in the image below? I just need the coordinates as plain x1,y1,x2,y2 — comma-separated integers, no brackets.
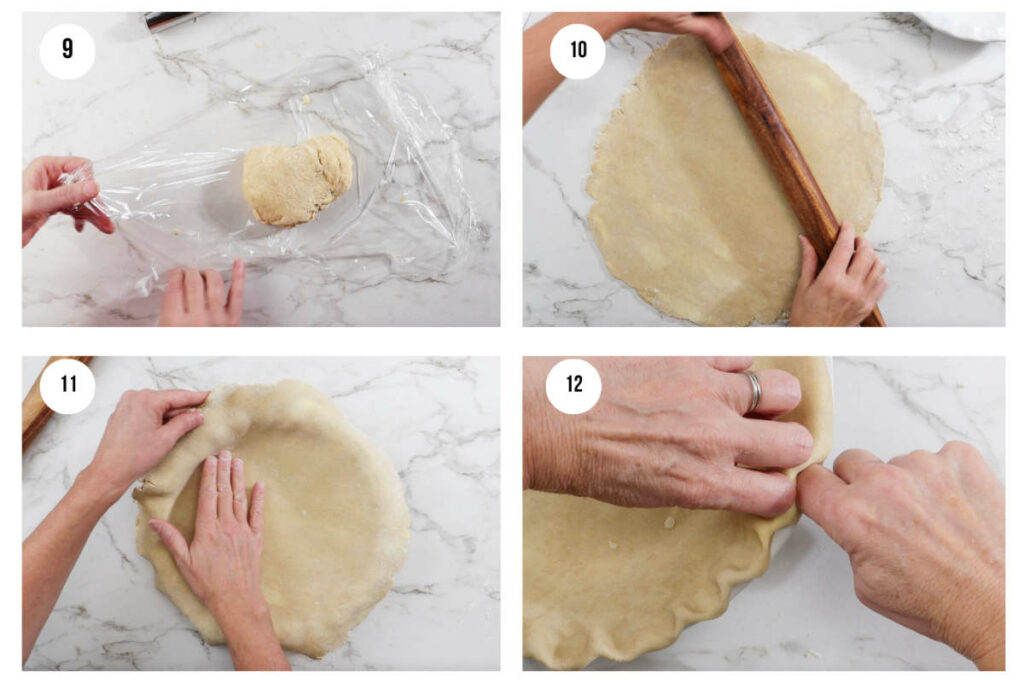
550,24,606,80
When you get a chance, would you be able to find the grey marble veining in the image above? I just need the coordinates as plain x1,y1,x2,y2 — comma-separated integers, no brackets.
22,357,499,670
23,13,499,326
523,12,1004,326
524,356,1003,670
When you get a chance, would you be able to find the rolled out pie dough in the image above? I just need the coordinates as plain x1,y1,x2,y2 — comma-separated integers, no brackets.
523,357,833,669
133,380,408,658
242,134,354,227
587,32,884,325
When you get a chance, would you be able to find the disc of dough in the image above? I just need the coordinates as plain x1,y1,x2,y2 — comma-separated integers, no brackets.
523,357,833,669
587,32,884,325
133,380,408,659
242,134,354,228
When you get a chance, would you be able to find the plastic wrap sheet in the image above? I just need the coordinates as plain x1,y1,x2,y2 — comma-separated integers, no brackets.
62,55,479,302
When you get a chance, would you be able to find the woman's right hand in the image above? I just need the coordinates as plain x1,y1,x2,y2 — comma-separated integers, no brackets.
22,156,115,246
798,442,1005,670
789,221,887,326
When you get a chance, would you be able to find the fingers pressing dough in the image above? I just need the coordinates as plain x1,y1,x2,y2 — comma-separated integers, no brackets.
242,134,354,228
523,357,833,669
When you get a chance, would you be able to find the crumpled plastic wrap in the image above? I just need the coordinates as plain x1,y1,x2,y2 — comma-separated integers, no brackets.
61,54,480,303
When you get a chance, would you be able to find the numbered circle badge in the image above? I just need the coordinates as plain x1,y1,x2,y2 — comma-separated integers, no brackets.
545,359,602,415
40,359,96,415
550,23,606,80
40,24,96,80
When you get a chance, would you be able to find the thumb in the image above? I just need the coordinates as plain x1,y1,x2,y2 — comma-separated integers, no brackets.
148,518,190,567
159,410,203,446
30,179,99,216
796,235,819,292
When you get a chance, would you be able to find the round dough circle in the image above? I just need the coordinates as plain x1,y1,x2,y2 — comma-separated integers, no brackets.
523,357,833,669
586,32,884,325
134,380,408,659
242,134,354,228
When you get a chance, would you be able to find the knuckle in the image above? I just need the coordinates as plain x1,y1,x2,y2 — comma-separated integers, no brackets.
813,483,843,520
940,440,983,466
842,501,878,539
683,421,731,457
941,440,975,456
787,423,815,460
874,463,915,492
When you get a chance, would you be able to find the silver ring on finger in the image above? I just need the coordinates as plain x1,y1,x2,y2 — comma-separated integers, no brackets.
745,371,762,414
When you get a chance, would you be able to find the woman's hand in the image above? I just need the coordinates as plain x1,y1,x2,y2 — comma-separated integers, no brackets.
149,452,266,617
798,442,1005,670
80,389,208,505
159,260,246,327
621,12,733,51
149,451,289,670
790,221,887,326
22,156,115,246
524,12,731,123
524,357,814,517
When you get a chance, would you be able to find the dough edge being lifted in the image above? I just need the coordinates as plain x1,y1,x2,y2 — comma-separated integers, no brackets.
523,357,833,669
586,32,884,325
242,134,354,228
133,379,409,659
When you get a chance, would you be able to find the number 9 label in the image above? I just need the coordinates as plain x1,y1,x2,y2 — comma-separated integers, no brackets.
40,24,95,80
549,23,606,80
545,359,602,415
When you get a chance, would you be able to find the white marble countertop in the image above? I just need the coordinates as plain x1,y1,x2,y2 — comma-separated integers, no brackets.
524,356,1004,670
22,356,499,670
524,12,1005,326
23,12,499,326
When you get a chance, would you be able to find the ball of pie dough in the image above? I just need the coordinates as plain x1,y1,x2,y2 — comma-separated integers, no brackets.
242,134,354,228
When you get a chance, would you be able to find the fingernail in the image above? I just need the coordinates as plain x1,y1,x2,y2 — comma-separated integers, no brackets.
83,180,98,197
219,450,231,461
148,519,160,531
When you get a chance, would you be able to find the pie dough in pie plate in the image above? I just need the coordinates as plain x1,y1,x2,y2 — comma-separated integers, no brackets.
523,357,833,670
134,380,409,659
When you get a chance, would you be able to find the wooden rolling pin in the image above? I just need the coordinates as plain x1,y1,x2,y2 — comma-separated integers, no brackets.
23,356,93,454
702,13,885,327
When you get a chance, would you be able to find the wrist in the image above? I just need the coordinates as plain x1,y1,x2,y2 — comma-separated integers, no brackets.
555,12,631,41
592,12,634,39
209,592,273,632
73,464,127,510
957,606,1005,670
972,641,1005,671
939,573,1004,670
524,402,584,494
